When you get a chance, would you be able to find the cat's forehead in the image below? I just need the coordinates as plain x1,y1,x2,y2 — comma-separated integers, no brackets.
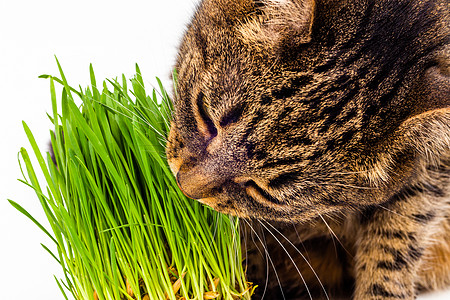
177,0,312,70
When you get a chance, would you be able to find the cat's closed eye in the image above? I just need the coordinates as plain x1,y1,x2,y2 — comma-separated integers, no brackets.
196,92,217,142
219,103,246,128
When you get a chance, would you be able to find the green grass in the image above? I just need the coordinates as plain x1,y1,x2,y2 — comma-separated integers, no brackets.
9,59,254,300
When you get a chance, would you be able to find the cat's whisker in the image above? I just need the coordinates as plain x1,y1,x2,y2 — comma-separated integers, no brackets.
240,219,250,280
376,204,415,220
231,217,242,277
211,212,220,240
242,218,285,300
90,96,150,128
158,136,169,147
251,56,280,88
88,84,169,139
99,99,167,141
142,78,173,129
258,221,276,300
376,204,434,224
328,170,371,176
319,214,339,258
89,92,150,126
258,220,317,300
318,214,353,258
135,73,174,126
315,181,376,190
290,222,313,262
261,220,331,300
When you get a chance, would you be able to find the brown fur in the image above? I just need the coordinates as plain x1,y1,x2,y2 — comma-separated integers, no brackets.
166,0,449,299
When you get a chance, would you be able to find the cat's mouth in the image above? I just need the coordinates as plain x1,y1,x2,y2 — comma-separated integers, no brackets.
176,168,284,208
175,175,246,217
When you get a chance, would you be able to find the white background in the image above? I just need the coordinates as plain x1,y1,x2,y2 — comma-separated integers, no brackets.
0,0,448,299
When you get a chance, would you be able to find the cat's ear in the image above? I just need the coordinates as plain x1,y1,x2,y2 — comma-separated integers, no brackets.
237,0,316,50
402,57,450,160
416,55,450,113
200,0,255,24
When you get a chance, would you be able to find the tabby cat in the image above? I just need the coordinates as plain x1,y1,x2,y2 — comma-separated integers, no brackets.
165,0,450,299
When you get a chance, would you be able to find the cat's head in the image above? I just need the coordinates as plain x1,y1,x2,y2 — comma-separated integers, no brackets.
166,0,449,222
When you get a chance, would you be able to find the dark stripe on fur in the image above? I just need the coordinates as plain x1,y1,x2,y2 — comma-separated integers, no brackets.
370,283,407,299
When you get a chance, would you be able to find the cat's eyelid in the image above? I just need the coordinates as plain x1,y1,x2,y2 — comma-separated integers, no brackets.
235,177,282,205
195,92,218,141
219,103,246,128
243,179,283,205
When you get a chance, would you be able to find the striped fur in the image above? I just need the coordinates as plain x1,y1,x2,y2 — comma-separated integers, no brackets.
166,0,449,298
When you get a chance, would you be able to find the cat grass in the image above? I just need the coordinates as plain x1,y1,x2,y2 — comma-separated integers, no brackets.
9,59,254,300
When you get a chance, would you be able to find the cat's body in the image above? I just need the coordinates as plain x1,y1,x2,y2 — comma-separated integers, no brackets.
166,0,450,299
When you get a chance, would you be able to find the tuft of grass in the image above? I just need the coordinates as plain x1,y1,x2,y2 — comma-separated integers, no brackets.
9,59,254,300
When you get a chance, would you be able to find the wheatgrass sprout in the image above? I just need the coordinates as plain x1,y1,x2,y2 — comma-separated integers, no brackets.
10,60,254,300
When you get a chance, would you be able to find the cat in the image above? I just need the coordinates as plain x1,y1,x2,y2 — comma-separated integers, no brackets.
165,0,450,299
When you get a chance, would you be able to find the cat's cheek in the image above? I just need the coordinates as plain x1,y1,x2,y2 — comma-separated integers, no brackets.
166,143,184,177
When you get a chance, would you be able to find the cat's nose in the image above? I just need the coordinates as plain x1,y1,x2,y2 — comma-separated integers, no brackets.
176,165,224,200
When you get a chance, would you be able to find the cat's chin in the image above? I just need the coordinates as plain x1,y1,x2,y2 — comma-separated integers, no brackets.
196,197,250,217
201,200,310,224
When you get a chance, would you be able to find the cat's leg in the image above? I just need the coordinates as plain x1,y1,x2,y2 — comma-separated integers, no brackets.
416,215,450,291
353,183,449,300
